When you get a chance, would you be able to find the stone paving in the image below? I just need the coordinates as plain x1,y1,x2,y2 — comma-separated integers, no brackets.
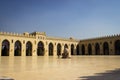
0,56,120,80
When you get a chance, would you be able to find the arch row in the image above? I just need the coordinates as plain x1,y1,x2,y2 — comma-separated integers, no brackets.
1,39,120,56
0,39,78,56
79,40,120,55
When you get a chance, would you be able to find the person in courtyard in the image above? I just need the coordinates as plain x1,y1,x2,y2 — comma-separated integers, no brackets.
62,47,69,58
57,52,61,58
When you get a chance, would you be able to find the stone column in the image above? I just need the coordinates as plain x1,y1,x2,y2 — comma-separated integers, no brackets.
100,44,103,55
61,45,64,54
79,45,82,55
22,41,26,56
54,44,57,57
32,41,37,56
109,41,115,55
92,44,95,55
44,42,48,56
85,45,88,55
73,45,77,55
68,45,71,57
10,40,14,56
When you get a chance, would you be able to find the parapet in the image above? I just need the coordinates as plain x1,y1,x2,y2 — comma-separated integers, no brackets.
30,32,46,36
0,31,35,38
47,36,79,42
80,34,120,41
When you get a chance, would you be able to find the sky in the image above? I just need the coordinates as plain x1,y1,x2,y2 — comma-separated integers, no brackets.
0,0,120,39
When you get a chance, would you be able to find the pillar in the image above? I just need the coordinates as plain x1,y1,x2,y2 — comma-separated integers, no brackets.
32,42,37,56
109,41,115,55
22,41,26,56
9,40,14,56
92,44,95,55
100,44,103,55
85,45,88,55
54,44,57,57
61,45,64,54
68,45,71,57
44,42,48,56
79,45,82,55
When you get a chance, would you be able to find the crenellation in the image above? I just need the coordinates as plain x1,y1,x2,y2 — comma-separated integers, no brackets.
0,31,36,38
0,31,120,56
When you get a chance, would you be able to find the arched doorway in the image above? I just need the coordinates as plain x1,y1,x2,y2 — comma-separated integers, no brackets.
14,40,21,56
26,41,32,56
37,41,44,56
115,40,120,55
49,43,54,56
71,44,74,55
1,39,10,56
76,44,80,55
64,44,68,48
81,44,85,55
57,43,61,56
103,42,109,55
95,43,100,55
88,44,92,55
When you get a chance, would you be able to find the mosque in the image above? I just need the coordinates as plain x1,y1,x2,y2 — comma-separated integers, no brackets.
0,31,120,56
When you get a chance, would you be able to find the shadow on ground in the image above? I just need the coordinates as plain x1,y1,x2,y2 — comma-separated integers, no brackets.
77,68,120,80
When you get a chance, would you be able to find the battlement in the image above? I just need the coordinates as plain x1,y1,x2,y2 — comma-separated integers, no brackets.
47,36,79,42
30,32,46,36
0,31,35,38
0,31,119,42
81,34,120,41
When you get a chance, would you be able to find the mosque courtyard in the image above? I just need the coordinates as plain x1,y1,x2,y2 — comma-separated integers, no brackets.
0,56,120,80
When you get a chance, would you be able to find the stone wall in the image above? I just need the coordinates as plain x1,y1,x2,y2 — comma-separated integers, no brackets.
0,31,79,57
0,31,120,56
79,35,120,55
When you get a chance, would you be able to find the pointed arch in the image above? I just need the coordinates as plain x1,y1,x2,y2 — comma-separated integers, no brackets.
14,40,21,56
26,41,32,56
81,44,85,55
115,40,120,55
76,44,80,55
64,44,68,48
37,41,44,56
1,39,10,56
49,43,54,56
103,42,109,55
71,44,74,55
95,43,100,55
88,44,92,55
57,43,61,56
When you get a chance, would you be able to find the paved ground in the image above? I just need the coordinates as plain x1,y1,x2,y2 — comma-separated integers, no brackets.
0,56,120,80
79,68,120,80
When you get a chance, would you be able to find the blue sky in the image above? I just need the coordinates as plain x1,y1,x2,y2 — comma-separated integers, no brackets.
0,0,120,39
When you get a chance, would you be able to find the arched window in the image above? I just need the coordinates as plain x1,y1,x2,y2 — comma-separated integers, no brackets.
76,44,80,55
2,39,10,56
26,41,32,56
49,43,54,56
14,40,21,56
88,44,92,55
57,43,61,56
81,44,85,55
71,44,74,55
64,44,68,48
103,42,109,55
95,43,100,55
37,41,44,56
115,40,120,55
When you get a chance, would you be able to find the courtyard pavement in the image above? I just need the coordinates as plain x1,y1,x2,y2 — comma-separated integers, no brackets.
0,56,120,80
